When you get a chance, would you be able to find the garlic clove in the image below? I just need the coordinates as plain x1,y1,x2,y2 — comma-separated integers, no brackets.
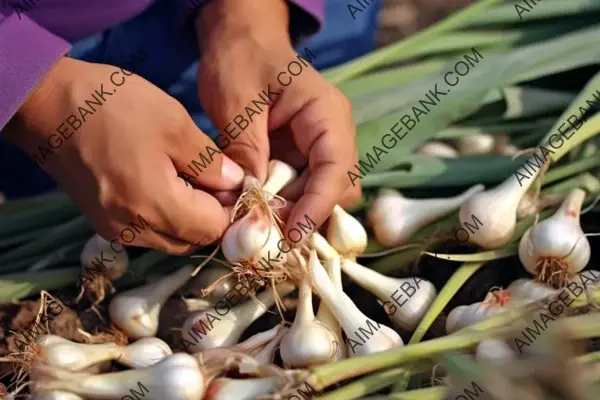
369,184,484,247
119,337,173,368
32,353,205,400
81,234,128,281
280,276,338,368
204,377,279,400
221,207,285,265
262,160,298,196
418,141,459,158
326,205,368,257
519,189,591,285
475,339,515,363
181,283,294,352
109,265,194,339
456,133,496,155
341,259,436,331
308,250,403,356
460,172,538,249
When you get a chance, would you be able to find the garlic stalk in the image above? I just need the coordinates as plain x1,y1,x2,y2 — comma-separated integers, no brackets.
341,259,436,331
181,283,294,352
109,265,193,339
519,189,591,287
309,250,403,356
517,192,564,220
231,324,287,364
35,335,172,371
326,205,368,258
221,206,285,264
475,339,515,363
32,353,205,400
280,275,338,368
204,377,279,400
460,171,540,249
81,233,128,280
369,184,484,247
418,141,459,158
456,133,495,155
446,290,510,334
310,233,346,360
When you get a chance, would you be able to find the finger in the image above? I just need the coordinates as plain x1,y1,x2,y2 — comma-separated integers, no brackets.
207,97,271,183
339,182,362,209
115,228,198,255
213,190,239,207
280,169,361,209
152,167,231,246
168,117,244,191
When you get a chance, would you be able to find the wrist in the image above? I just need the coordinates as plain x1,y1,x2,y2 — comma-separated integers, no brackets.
196,0,291,54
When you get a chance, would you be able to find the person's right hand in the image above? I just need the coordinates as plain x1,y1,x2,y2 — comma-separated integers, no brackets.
3,57,244,254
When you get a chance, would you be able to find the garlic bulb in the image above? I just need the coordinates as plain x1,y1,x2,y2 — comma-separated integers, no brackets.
456,133,495,155
309,251,403,356
31,392,84,400
418,141,459,158
326,205,367,257
262,160,298,196
519,189,591,286
280,275,338,368
81,234,128,281
32,353,205,400
109,265,193,339
369,184,484,247
186,266,236,303
460,171,539,249
35,335,172,371
181,283,294,352
204,377,279,400
446,291,510,333
222,207,285,265
507,279,558,303
341,259,436,331
475,339,515,363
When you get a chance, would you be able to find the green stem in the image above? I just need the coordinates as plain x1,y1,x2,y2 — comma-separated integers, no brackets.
543,172,600,195
315,368,408,400
322,0,503,84
363,387,447,400
542,155,600,186
409,263,485,345
578,351,600,364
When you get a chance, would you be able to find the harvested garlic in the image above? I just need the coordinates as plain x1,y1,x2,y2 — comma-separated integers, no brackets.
418,141,459,158
456,133,495,155
81,234,129,281
204,377,279,400
327,205,368,258
109,265,193,339
369,184,483,247
446,290,510,334
519,189,591,287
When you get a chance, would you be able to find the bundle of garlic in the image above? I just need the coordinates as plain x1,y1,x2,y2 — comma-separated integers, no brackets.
446,289,511,334
518,188,591,288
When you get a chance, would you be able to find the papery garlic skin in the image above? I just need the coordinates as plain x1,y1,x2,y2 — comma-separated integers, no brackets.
32,353,205,400
119,337,173,368
222,207,286,265
456,133,495,155
309,251,403,357
475,339,515,363
280,276,338,368
341,259,436,331
204,377,279,400
81,234,128,281
507,279,559,303
519,189,590,281
418,142,459,158
446,301,507,334
181,283,294,353
369,185,484,247
109,265,193,339
327,205,367,257
460,173,537,249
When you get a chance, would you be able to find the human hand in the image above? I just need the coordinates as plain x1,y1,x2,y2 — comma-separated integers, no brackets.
4,57,244,254
196,0,361,237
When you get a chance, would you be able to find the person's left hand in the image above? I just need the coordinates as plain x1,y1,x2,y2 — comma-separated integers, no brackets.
195,0,361,238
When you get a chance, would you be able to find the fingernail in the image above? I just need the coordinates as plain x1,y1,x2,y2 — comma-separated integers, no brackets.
221,156,245,186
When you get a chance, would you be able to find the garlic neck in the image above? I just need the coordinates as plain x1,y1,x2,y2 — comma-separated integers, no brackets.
294,277,315,325
149,265,194,305
556,188,585,220
262,160,297,195
235,283,294,327
495,172,537,208
410,184,484,219
341,259,392,300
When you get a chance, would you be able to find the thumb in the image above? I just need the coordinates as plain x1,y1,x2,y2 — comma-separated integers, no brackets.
209,97,271,183
168,119,245,191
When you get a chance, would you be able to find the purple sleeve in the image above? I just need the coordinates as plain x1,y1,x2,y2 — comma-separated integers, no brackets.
177,0,324,42
0,10,70,131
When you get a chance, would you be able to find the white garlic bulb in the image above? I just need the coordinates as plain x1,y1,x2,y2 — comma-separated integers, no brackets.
418,142,459,158
446,291,510,334
519,189,591,286
326,205,367,257
456,133,496,155
81,234,128,281
369,184,484,247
